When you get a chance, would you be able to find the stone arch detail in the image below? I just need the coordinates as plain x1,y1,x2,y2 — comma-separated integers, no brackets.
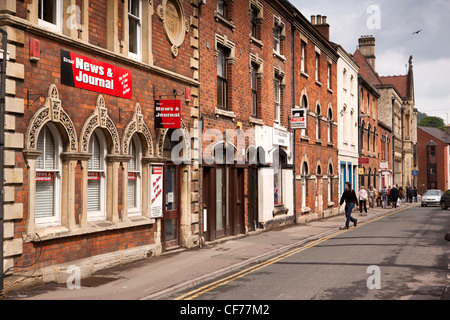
80,94,120,154
26,84,78,152
122,103,154,156
156,119,191,160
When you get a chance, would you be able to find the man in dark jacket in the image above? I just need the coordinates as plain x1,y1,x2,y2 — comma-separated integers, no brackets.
390,185,399,208
340,182,359,229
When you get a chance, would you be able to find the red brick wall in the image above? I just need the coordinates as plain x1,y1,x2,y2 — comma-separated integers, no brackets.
293,27,338,213
11,0,197,271
417,128,447,192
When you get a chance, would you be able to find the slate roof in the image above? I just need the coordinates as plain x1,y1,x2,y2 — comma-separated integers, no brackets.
418,126,450,144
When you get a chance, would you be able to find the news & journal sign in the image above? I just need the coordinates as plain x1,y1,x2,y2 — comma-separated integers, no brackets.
60,49,132,99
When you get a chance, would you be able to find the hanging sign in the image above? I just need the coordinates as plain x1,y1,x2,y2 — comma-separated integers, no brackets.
291,108,307,129
155,100,181,129
150,165,163,218
60,49,132,99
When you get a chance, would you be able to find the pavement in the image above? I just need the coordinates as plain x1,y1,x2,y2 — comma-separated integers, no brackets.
5,201,421,300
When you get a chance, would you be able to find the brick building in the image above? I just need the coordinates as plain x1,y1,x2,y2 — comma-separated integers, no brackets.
294,15,339,221
198,0,295,238
417,126,450,193
0,0,202,290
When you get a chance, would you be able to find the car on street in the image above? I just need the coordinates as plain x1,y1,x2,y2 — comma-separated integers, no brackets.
421,189,443,207
441,189,450,210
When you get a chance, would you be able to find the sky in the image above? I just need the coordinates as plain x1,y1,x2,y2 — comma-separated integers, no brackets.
290,0,450,124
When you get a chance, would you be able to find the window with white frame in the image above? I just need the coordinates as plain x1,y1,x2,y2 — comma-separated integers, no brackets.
217,46,229,109
301,41,306,73
274,77,281,124
35,124,62,227
38,0,62,33
327,62,332,90
274,25,281,54
87,129,107,221
128,0,142,60
300,95,308,136
128,134,142,216
315,52,320,82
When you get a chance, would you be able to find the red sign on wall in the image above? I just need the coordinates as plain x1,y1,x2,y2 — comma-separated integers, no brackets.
155,100,181,129
36,172,53,182
60,49,132,99
88,172,101,180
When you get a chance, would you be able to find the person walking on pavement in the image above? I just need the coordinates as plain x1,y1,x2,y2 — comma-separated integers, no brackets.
381,186,388,209
359,185,368,215
340,181,359,229
391,184,399,208
368,185,375,210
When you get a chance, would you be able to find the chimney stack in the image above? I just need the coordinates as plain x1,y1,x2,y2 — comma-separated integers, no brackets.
311,14,330,41
446,124,450,136
358,35,376,70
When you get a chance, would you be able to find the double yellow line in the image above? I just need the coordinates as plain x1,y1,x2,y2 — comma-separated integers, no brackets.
175,206,409,300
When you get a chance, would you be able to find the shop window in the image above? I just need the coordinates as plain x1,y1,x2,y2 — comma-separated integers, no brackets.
38,0,62,33
128,134,142,216
273,149,287,206
328,164,333,204
128,0,142,60
87,129,107,221
35,124,62,227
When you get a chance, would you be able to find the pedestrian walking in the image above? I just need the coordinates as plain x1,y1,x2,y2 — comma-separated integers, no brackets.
339,181,359,229
359,185,368,215
413,187,418,203
381,186,388,208
368,185,375,210
407,186,414,203
391,185,399,208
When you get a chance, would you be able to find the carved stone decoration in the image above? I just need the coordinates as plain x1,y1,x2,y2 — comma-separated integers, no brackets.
80,94,120,154
122,103,154,156
157,0,186,58
156,119,191,161
25,84,78,152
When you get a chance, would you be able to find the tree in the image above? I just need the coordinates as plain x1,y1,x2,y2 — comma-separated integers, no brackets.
417,111,428,124
418,116,445,130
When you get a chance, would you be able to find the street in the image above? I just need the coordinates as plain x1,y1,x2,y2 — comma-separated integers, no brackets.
169,205,450,300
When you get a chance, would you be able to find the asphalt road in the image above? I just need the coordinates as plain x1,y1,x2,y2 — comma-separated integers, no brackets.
172,205,450,300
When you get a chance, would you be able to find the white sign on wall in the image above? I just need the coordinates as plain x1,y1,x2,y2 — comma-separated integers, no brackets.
291,108,307,129
150,165,163,218
273,128,290,147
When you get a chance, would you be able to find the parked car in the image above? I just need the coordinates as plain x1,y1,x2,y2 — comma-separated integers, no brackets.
441,189,450,210
421,189,443,207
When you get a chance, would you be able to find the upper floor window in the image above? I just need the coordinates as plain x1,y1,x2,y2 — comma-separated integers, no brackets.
315,53,320,82
327,107,333,143
301,41,306,73
38,0,62,33
217,0,228,19
316,104,321,140
327,63,332,90
128,0,142,60
250,6,258,38
274,77,281,124
274,26,281,54
217,46,229,109
251,63,259,117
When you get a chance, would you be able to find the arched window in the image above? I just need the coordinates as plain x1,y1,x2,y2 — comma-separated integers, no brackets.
360,121,365,151
367,124,371,151
35,124,62,227
128,134,142,216
316,104,321,141
327,107,333,144
301,162,308,208
373,127,377,152
301,95,308,136
87,129,107,221
328,164,333,204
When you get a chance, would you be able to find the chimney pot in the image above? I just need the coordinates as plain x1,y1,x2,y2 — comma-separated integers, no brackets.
317,15,322,24
322,16,327,24
311,15,316,25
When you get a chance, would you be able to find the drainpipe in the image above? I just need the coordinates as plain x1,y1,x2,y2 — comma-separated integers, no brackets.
291,22,297,224
0,27,7,298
